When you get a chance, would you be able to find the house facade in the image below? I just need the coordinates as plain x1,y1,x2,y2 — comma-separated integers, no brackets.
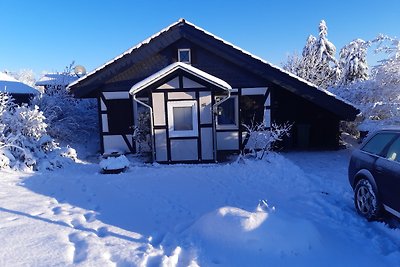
68,19,359,163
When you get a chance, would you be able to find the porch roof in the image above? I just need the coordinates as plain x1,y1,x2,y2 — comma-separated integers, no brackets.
129,62,232,95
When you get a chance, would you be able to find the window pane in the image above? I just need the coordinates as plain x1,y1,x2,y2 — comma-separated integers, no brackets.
107,99,133,133
386,137,400,162
218,98,235,125
179,50,190,63
362,133,397,155
173,107,193,130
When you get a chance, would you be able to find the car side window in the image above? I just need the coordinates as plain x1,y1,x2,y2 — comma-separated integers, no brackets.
362,133,397,155
385,136,400,162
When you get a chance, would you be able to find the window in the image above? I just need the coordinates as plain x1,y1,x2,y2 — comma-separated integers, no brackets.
240,95,265,127
385,137,400,162
168,101,198,137
173,107,193,130
362,133,398,155
178,49,191,64
106,99,133,133
216,96,238,129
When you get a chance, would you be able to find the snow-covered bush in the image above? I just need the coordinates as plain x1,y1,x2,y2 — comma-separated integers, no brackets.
132,111,151,154
0,93,76,170
242,121,292,159
31,84,98,144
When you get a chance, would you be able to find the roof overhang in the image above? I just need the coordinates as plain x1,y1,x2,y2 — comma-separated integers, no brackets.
129,62,232,95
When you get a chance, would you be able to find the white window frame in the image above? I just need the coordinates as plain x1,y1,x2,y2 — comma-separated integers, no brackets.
178,48,191,64
168,100,198,137
216,95,239,130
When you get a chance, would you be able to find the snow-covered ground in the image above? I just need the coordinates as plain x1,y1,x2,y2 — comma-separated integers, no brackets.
1,150,399,266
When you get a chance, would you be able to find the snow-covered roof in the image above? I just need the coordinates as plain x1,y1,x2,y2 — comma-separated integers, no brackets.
68,18,358,119
69,19,348,101
0,72,39,94
68,20,183,89
129,62,232,95
177,20,355,108
36,73,78,87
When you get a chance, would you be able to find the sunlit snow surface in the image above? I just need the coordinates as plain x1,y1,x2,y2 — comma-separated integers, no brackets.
1,150,399,266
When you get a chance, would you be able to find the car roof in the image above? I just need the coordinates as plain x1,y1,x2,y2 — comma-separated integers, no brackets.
375,128,400,133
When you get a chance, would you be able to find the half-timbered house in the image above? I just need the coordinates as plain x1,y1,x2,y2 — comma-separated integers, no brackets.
68,19,359,163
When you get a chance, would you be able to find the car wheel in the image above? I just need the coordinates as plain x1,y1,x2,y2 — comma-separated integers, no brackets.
354,179,382,221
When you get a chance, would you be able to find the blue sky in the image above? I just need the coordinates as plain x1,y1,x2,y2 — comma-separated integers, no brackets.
1,0,399,76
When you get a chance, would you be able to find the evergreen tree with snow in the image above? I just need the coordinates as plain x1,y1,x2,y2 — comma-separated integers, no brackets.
339,39,369,85
331,35,400,133
283,20,340,89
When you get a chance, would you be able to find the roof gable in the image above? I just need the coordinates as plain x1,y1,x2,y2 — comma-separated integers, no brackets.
69,19,359,120
130,62,231,95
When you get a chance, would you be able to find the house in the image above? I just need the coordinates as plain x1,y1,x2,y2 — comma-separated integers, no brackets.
36,73,78,92
68,19,359,163
0,72,39,104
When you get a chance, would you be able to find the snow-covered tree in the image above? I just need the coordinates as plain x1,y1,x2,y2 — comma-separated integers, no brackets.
331,35,400,133
339,39,370,85
0,94,76,170
8,69,37,88
31,85,98,144
283,20,340,89
372,36,400,87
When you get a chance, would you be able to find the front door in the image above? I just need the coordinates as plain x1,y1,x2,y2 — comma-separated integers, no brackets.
167,100,199,161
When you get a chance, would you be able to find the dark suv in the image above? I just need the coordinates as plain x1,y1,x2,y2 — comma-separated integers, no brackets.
348,129,400,220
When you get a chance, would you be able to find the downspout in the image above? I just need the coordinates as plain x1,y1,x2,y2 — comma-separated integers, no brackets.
212,89,231,162
132,94,155,163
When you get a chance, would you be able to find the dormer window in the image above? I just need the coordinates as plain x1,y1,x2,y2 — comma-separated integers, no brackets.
178,49,191,64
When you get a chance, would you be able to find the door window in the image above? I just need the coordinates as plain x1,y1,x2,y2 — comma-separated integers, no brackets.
362,133,398,155
385,137,400,162
173,106,193,131
216,96,238,129
168,101,198,137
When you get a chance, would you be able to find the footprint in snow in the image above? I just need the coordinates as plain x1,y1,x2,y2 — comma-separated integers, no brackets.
84,212,96,223
52,206,63,215
68,232,89,264
97,226,109,238
71,217,86,230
